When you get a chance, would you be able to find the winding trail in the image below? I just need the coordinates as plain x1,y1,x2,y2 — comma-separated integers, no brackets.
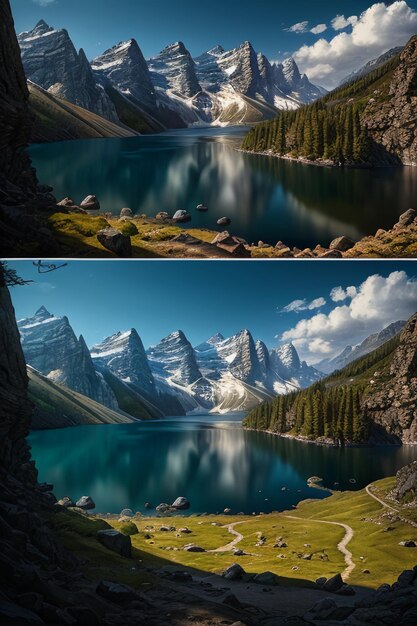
283,515,355,580
365,484,399,513
208,521,245,553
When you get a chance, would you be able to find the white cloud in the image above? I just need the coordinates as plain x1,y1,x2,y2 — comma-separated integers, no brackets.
281,271,417,362
310,24,327,35
285,21,309,33
293,1,417,88
331,14,358,30
32,0,56,6
281,296,326,313
330,285,357,302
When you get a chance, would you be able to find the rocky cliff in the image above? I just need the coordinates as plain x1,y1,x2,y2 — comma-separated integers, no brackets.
363,36,417,165
364,312,417,443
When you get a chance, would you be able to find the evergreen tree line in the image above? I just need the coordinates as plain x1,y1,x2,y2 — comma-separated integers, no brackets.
243,382,370,444
241,54,400,164
243,332,401,444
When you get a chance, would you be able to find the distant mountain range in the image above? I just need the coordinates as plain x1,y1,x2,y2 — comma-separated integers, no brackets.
339,46,403,86
17,20,326,134
18,306,323,424
17,306,409,428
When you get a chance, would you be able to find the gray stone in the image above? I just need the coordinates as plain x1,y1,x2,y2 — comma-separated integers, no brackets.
323,573,344,592
155,212,170,220
120,508,133,517
120,208,133,218
97,227,132,257
75,495,95,510
222,563,245,580
80,195,100,211
172,496,190,510
329,236,355,252
183,543,205,552
96,580,136,603
97,529,132,557
217,217,231,226
172,210,191,222
395,208,416,228
399,540,417,547
196,204,208,211
253,571,279,585
56,496,75,508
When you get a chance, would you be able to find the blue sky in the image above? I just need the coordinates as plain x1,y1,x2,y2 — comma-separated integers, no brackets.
11,1,417,87
8,260,417,363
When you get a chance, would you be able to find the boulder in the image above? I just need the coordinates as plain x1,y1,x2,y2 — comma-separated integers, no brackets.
75,496,95,510
120,508,133,517
217,217,231,226
172,210,191,222
97,227,132,257
315,577,327,587
159,526,176,532
97,529,132,557
399,540,417,547
172,497,190,510
337,584,355,595
394,208,416,228
56,496,75,508
224,508,232,514
96,580,136,603
253,571,279,585
323,573,344,592
329,236,355,252
319,249,343,258
80,195,100,211
222,563,245,581
179,527,192,534
119,521,138,536
156,503,174,514
120,208,133,218
144,502,153,509
196,204,208,211
57,197,75,207
183,543,205,552
155,212,170,220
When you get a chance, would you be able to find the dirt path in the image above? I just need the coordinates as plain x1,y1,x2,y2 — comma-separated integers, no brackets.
208,521,245,553
280,514,355,580
365,484,399,512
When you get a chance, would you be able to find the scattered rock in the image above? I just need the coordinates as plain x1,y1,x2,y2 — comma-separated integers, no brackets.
337,584,355,596
57,197,75,207
224,508,232,514
319,249,343,258
399,540,417,547
274,540,287,548
323,573,344,592
96,580,136,603
233,549,246,556
196,204,208,211
315,577,327,587
183,543,205,552
75,495,95,510
56,496,75,508
97,529,132,557
222,563,245,581
156,503,174,514
217,217,231,226
120,208,133,218
329,236,355,252
394,208,416,228
172,210,191,222
155,211,170,220
80,195,100,211
120,508,133,517
144,502,153,509
97,227,132,257
172,496,190,510
160,525,176,532
179,527,192,534
254,571,279,585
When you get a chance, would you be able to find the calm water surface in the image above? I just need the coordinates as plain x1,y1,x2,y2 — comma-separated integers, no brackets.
29,127,417,248
29,415,417,514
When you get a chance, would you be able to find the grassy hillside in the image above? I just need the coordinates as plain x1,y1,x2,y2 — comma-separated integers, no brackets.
243,333,401,443
28,82,137,142
241,53,401,165
28,367,137,429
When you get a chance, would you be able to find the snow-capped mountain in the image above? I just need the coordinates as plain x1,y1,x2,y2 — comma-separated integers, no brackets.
339,47,403,86
18,20,117,121
18,21,325,131
92,39,156,109
316,320,406,374
147,330,202,386
18,306,118,408
90,329,156,396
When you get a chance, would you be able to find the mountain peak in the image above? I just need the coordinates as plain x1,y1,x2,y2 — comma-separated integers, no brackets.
207,45,224,56
35,305,51,318
207,333,224,345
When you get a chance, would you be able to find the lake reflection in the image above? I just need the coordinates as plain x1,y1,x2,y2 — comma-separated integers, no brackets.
29,415,417,514
29,127,417,248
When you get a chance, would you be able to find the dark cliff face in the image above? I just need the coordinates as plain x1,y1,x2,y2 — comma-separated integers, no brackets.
364,313,417,443
0,0,37,197
363,36,417,165
0,266,33,475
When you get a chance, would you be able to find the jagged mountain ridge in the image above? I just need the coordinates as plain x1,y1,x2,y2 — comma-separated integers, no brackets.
18,20,325,133
317,320,407,374
340,46,403,86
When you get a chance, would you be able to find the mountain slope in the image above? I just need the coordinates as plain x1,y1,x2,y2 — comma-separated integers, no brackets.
18,20,117,121
28,81,137,141
244,314,415,444
340,47,403,86
28,366,137,429
242,38,417,166
317,321,406,374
